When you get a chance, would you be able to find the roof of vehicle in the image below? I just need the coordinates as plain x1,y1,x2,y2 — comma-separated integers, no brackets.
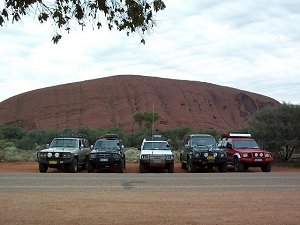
97,134,120,140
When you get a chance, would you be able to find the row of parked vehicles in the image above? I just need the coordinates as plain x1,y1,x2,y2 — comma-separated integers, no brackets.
36,132,273,173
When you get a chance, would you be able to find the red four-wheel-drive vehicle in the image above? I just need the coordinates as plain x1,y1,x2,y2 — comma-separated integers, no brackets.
218,133,273,172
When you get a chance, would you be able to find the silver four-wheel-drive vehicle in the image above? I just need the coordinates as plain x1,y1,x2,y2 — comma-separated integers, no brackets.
139,135,174,173
37,135,91,173
86,134,126,173
180,134,228,172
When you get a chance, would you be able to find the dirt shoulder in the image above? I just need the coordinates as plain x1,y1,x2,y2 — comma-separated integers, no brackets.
0,161,299,173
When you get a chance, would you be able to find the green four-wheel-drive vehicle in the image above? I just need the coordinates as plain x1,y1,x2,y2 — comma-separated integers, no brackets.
37,135,91,173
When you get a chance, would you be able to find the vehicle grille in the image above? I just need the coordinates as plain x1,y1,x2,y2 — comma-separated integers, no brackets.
151,155,163,160
99,153,111,158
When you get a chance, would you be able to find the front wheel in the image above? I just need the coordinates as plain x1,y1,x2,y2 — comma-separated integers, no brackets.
117,160,124,173
261,163,271,172
39,163,48,173
139,164,146,173
187,159,196,173
69,158,78,173
233,158,244,172
168,162,174,173
86,161,94,173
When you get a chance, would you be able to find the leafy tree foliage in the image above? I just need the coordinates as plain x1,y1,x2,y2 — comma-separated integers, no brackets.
249,103,300,162
0,0,166,43
133,110,160,130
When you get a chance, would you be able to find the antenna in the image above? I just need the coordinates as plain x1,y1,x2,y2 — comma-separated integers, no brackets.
152,102,154,140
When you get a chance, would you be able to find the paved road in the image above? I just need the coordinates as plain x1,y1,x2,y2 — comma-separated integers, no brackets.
1,172,300,190
1,172,300,225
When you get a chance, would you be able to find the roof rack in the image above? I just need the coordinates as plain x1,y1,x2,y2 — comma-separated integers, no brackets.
222,133,251,139
97,134,120,140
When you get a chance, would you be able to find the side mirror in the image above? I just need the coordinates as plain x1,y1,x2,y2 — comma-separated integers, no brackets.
90,145,94,150
46,144,50,148
138,147,141,150
184,144,189,149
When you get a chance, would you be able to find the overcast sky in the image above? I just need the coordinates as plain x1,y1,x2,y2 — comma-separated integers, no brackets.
0,0,299,104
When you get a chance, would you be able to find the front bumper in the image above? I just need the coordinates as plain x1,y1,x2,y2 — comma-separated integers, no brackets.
239,157,273,166
191,157,227,166
37,157,74,167
140,158,174,168
89,157,122,167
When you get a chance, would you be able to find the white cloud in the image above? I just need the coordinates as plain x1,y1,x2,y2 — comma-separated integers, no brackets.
0,0,300,104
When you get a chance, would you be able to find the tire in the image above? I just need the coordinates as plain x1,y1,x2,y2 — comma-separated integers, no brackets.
218,163,227,172
187,159,196,173
86,160,94,173
69,158,78,173
117,160,124,173
123,157,126,169
181,162,187,169
261,163,271,172
233,158,244,172
81,158,87,170
139,164,146,173
39,163,48,173
168,162,174,173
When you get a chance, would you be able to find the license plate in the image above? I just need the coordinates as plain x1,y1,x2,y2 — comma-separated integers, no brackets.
153,160,161,164
100,158,108,162
207,156,215,160
255,158,262,162
49,160,57,165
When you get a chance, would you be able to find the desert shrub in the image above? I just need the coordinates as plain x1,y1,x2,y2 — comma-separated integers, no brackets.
124,148,140,163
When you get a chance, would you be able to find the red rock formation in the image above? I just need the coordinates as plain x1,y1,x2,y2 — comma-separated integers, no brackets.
0,75,279,131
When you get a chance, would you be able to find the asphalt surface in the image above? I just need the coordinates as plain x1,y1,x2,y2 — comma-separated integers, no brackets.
1,172,300,225
1,172,300,190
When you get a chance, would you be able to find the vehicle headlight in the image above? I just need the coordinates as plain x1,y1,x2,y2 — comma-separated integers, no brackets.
165,155,173,160
213,153,218,157
254,153,258,157
260,153,264,157
220,153,225,158
113,154,120,159
90,154,97,159
141,155,149,160
47,153,52,157
204,153,208,157
62,152,72,158
242,153,249,158
265,153,270,158
194,153,200,158
38,152,47,158
54,153,59,158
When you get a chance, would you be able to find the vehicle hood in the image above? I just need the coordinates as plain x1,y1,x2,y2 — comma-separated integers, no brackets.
141,150,173,155
235,148,269,153
91,149,120,154
39,147,78,152
193,146,220,152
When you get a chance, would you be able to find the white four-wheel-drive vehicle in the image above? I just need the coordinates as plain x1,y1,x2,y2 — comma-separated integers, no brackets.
139,135,174,173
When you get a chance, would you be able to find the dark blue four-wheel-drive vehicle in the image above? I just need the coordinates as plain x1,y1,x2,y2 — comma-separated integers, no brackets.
180,134,228,172
37,135,91,173
86,134,126,173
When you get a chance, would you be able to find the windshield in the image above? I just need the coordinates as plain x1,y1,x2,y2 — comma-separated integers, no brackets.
233,140,259,149
142,141,170,150
50,139,78,148
191,137,216,147
95,140,119,150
